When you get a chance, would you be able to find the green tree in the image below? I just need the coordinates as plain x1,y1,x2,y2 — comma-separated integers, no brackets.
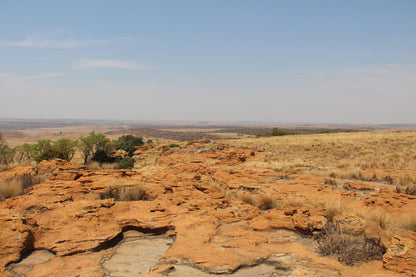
14,143,36,163
32,140,73,162
33,140,53,162
0,145,15,168
114,135,143,156
79,135,96,165
54,138,78,162
79,133,111,164
36,148,66,162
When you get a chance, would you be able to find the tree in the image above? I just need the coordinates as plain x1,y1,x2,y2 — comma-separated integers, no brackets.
91,149,115,164
32,140,73,162
54,138,78,162
35,148,66,162
33,140,53,162
79,135,96,165
79,133,111,164
14,143,36,163
0,145,15,168
114,135,144,156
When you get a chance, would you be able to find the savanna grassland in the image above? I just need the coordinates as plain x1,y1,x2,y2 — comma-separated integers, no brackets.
225,131,416,188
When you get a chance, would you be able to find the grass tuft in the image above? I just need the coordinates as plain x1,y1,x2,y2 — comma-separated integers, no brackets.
324,200,344,222
256,193,277,210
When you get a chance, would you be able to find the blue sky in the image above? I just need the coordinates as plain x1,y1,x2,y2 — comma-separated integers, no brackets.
0,1,415,124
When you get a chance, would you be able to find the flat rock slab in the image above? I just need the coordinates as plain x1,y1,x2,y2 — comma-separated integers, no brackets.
9,250,54,276
102,231,173,276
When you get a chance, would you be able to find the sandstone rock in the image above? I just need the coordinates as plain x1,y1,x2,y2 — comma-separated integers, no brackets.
334,214,366,236
343,181,374,191
383,231,416,275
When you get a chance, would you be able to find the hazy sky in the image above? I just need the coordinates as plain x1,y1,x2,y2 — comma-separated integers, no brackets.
0,1,415,124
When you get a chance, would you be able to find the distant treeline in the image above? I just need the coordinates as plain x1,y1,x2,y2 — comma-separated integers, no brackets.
208,127,357,136
105,128,221,141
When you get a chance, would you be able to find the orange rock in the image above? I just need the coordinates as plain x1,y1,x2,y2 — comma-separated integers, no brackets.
383,232,416,275
343,181,374,191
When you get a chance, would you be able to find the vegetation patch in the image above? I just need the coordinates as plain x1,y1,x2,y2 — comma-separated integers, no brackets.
118,157,136,169
0,173,38,201
315,222,385,266
395,185,416,196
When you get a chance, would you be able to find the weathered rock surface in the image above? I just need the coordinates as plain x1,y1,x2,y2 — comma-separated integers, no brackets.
384,232,416,276
0,145,415,276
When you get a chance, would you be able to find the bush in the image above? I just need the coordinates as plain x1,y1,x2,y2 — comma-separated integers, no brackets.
91,149,115,164
146,139,153,144
256,193,277,210
315,222,385,265
118,157,135,169
35,148,66,162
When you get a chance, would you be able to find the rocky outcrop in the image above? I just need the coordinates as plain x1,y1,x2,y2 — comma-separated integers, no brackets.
0,145,415,276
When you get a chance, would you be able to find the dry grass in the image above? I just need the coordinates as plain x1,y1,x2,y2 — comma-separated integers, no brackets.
256,193,278,210
205,178,278,210
0,179,22,200
370,210,395,231
0,173,35,201
395,184,416,196
238,191,256,206
400,216,416,232
324,200,345,222
225,131,416,184
100,181,147,202
87,162,118,170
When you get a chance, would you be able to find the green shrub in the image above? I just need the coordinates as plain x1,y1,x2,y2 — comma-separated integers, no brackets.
91,149,115,164
35,148,66,162
118,157,135,169
169,144,179,148
0,145,15,168
146,139,153,144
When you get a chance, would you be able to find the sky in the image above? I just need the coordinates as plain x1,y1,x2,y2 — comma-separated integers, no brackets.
0,0,415,124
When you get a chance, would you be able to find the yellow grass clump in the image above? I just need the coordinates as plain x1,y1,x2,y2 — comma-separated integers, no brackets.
324,200,345,222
